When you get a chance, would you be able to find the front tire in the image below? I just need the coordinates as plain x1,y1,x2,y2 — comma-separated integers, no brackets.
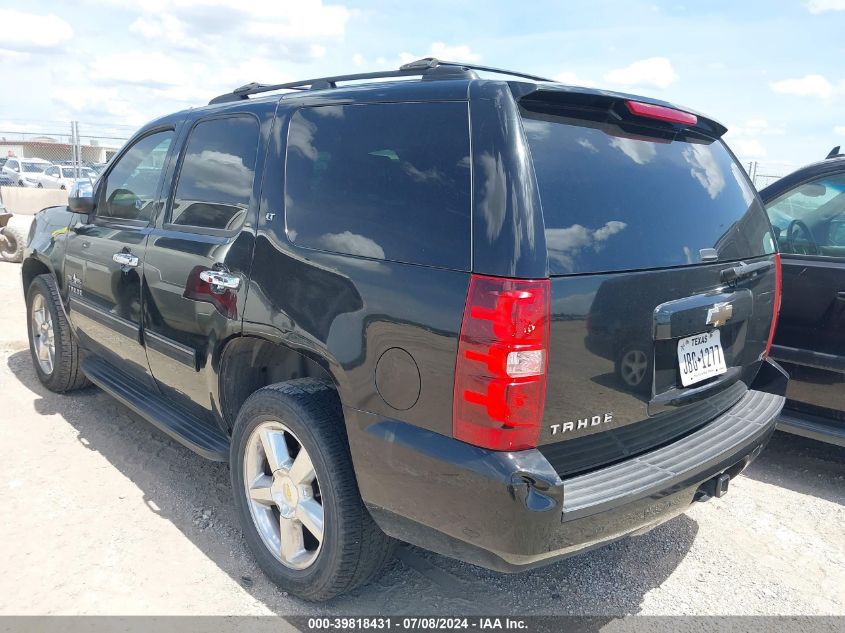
230,380,395,601
26,274,90,392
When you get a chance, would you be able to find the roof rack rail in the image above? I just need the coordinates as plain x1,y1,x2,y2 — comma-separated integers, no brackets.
208,57,552,105
398,58,552,82
826,145,843,159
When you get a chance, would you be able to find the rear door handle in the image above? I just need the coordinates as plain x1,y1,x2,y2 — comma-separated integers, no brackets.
199,269,240,293
112,252,139,268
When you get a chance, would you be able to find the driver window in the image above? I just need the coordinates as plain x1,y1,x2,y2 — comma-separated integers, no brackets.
765,173,845,256
98,130,174,222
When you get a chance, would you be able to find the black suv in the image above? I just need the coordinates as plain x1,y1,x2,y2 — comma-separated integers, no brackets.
21,59,787,601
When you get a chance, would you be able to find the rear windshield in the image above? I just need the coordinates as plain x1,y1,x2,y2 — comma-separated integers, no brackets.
521,106,775,275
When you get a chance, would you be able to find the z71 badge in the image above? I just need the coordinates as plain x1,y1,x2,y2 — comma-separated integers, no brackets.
550,412,613,436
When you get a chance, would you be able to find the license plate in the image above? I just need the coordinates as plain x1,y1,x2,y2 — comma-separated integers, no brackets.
677,330,727,387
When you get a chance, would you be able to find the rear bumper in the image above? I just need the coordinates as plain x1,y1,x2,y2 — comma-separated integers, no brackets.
347,359,787,572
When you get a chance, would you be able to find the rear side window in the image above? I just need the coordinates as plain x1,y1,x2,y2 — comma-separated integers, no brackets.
169,115,260,231
285,102,471,269
521,105,775,275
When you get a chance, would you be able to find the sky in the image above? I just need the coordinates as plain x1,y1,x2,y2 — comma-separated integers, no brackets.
0,0,843,172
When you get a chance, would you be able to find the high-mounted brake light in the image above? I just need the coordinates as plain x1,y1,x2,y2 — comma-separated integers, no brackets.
764,253,782,358
625,100,698,126
453,275,551,451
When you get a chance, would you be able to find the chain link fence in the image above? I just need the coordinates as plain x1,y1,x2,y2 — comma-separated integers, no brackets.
0,121,131,214
0,121,130,189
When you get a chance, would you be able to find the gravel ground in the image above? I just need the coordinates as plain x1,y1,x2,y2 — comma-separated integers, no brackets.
0,260,843,616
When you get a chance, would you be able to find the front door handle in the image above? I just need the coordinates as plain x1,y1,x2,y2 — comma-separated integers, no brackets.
199,269,240,294
112,252,139,268
836,291,845,301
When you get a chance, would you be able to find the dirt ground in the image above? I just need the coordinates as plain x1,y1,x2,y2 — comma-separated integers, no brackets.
0,260,843,616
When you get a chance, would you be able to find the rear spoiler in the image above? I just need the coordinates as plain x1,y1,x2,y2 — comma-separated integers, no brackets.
510,83,728,140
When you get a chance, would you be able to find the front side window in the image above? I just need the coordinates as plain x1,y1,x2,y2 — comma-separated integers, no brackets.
22,162,45,173
99,130,174,222
766,173,845,257
169,115,260,231
285,102,472,269
45,167,59,177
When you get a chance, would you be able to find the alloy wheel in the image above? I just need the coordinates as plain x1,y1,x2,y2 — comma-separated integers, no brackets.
30,293,55,375
243,421,324,570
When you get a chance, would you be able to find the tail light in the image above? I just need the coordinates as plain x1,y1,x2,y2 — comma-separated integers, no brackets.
453,274,550,451
764,253,782,357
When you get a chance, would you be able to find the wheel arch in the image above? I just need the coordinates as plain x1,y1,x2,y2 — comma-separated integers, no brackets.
218,334,343,432
21,256,52,294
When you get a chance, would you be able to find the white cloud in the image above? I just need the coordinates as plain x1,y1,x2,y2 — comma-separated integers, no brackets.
730,118,785,138
399,42,480,65
807,0,845,13
89,51,192,86
730,138,768,159
609,137,657,165
604,57,679,89
97,0,352,62
52,86,151,128
834,125,845,135
429,42,480,62
683,144,725,199
553,71,596,87
546,221,627,272
352,53,364,67
128,14,206,52
0,9,73,53
318,231,385,259
770,74,833,98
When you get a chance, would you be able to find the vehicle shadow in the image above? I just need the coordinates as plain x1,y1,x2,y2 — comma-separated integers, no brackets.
7,349,698,619
742,430,845,507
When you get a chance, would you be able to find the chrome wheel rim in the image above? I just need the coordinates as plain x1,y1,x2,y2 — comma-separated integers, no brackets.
243,421,324,570
30,294,55,375
621,349,647,386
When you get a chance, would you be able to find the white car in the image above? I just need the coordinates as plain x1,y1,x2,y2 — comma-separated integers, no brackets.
36,165,97,190
1,158,52,187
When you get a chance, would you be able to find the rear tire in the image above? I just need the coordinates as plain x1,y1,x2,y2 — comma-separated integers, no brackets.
230,379,395,601
26,274,90,392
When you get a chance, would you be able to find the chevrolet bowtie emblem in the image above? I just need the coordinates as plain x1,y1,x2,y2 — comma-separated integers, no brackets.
706,302,733,328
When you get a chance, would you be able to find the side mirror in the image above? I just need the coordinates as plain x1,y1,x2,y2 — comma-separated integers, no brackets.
68,179,95,218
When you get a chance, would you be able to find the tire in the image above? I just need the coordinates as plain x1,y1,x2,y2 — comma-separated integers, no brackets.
0,221,27,263
36,182,43,188
26,274,90,392
230,379,395,601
